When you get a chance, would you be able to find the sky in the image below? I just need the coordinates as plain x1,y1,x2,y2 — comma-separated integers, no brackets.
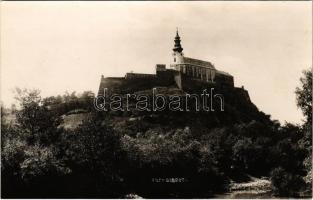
1,1,312,124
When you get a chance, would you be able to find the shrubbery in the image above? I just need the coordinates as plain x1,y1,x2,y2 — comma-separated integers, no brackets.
270,167,305,197
1,68,312,198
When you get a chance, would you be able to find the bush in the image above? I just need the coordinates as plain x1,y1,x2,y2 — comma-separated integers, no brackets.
270,167,305,197
20,145,70,182
60,114,124,197
2,86,311,198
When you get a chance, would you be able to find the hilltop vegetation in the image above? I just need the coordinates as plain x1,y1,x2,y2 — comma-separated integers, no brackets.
1,69,312,198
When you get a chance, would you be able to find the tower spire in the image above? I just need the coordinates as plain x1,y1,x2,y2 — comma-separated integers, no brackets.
173,28,183,53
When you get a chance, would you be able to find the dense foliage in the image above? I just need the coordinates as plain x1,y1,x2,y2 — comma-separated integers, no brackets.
1,69,312,198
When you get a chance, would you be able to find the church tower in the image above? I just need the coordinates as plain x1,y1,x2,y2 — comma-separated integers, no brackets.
172,29,184,66
173,29,183,53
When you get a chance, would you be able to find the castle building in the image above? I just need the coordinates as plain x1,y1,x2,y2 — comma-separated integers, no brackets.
170,30,233,86
98,30,234,96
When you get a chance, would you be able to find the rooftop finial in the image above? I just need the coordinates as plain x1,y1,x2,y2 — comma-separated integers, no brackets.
176,27,180,37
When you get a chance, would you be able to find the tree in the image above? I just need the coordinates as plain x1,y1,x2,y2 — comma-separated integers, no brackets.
14,88,62,145
295,68,313,191
20,144,70,182
270,167,305,197
2,89,69,197
61,114,124,196
295,68,312,125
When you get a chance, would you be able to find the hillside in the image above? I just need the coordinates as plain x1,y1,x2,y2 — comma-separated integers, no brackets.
2,80,310,198
63,80,273,132
95,77,273,129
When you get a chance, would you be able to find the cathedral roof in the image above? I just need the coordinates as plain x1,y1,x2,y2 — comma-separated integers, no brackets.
183,57,215,69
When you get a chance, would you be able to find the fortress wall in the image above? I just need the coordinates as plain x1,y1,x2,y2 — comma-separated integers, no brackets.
214,73,234,88
98,70,178,96
125,73,156,79
179,76,216,92
156,70,177,86
98,66,235,97
122,77,158,93
98,77,125,96
234,87,251,102
173,71,182,89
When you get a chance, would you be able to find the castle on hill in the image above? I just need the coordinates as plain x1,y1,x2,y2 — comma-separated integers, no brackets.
98,30,236,96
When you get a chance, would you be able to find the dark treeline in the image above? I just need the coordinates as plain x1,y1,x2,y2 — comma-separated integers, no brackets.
1,69,312,198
